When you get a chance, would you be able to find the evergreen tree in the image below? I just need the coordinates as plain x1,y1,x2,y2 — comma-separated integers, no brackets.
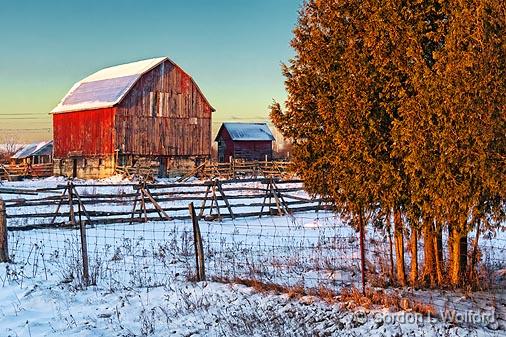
398,0,506,286
272,0,505,288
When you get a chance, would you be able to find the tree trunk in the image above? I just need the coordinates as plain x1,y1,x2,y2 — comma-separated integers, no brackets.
386,212,394,282
410,228,418,287
394,208,406,286
434,223,444,286
468,220,481,283
358,209,366,295
422,223,436,287
449,223,468,287
459,233,468,280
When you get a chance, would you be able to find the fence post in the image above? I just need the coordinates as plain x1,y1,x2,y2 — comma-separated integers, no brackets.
189,202,206,281
68,180,76,225
0,199,9,263
77,195,90,286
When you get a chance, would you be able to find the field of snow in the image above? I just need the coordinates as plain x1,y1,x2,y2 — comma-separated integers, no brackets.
0,177,505,336
1,279,504,337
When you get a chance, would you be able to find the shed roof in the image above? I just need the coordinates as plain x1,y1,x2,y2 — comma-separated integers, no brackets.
12,141,53,159
216,123,275,141
51,57,214,113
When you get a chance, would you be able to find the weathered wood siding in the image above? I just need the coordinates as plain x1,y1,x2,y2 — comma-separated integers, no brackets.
53,108,116,158
217,127,234,162
115,60,212,157
233,141,273,161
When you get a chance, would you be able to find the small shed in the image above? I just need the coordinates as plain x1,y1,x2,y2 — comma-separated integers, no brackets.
215,123,275,162
10,141,53,165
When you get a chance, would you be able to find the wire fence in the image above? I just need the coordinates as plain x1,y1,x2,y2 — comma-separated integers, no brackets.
1,178,333,289
1,178,505,324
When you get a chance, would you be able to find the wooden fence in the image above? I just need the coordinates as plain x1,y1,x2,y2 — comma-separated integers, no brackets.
0,160,292,182
183,160,294,181
115,160,294,182
1,178,326,231
0,163,53,180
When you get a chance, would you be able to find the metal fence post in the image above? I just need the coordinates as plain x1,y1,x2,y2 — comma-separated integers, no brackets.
0,199,9,263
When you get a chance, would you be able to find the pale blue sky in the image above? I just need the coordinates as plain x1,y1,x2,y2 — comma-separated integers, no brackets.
0,0,302,142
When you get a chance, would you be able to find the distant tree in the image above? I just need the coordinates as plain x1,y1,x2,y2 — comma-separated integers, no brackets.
0,136,21,163
272,0,505,288
2,136,20,155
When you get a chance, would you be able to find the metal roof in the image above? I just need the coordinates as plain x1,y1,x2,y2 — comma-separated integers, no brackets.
216,123,275,141
51,57,214,114
12,141,53,159
52,57,166,114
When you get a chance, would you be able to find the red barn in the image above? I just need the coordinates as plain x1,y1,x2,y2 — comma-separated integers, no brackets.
215,123,275,162
51,57,214,178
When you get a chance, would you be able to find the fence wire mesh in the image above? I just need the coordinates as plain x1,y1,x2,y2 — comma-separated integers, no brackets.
1,179,505,322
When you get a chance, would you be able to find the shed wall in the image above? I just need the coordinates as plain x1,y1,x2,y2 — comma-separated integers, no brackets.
233,141,273,161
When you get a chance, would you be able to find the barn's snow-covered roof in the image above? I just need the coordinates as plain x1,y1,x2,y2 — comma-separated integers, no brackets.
216,123,275,141
51,57,214,114
52,57,167,114
12,141,53,159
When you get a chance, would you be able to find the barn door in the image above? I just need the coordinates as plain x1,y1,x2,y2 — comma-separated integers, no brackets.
158,157,167,178
72,159,78,178
218,140,225,162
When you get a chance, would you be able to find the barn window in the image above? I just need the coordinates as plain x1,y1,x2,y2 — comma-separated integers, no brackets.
189,117,197,125
150,91,158,117
99,159,104,166
158,92,164,117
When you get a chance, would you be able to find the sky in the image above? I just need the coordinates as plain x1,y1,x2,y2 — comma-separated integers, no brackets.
0,0,302,143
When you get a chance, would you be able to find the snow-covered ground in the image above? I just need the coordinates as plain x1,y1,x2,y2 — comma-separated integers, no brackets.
0,277,504,337
1,177,505,336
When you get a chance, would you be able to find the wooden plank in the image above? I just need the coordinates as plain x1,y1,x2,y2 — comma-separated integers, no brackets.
189,202,206,281
6,200,318,219
50,186,68,225
6,204,326,232
0,199,9,262
216,181,234,219
143,188,172,221
78,201,90,286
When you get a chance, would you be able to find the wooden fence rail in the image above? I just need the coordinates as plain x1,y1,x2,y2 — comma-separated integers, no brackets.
183,160,295,181
2,178,328,232
0,163,53,180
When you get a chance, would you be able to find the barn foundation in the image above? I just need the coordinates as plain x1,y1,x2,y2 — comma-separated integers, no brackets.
118,155,206,178
53,156,115,179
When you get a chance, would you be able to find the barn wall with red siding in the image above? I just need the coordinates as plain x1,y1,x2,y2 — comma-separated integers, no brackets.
216,127,235,161
233,141,273,161
53,108,116,158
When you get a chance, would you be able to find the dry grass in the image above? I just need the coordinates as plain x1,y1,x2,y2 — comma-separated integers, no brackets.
211,276,340,304
210,277,438,319
340,287,436,316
